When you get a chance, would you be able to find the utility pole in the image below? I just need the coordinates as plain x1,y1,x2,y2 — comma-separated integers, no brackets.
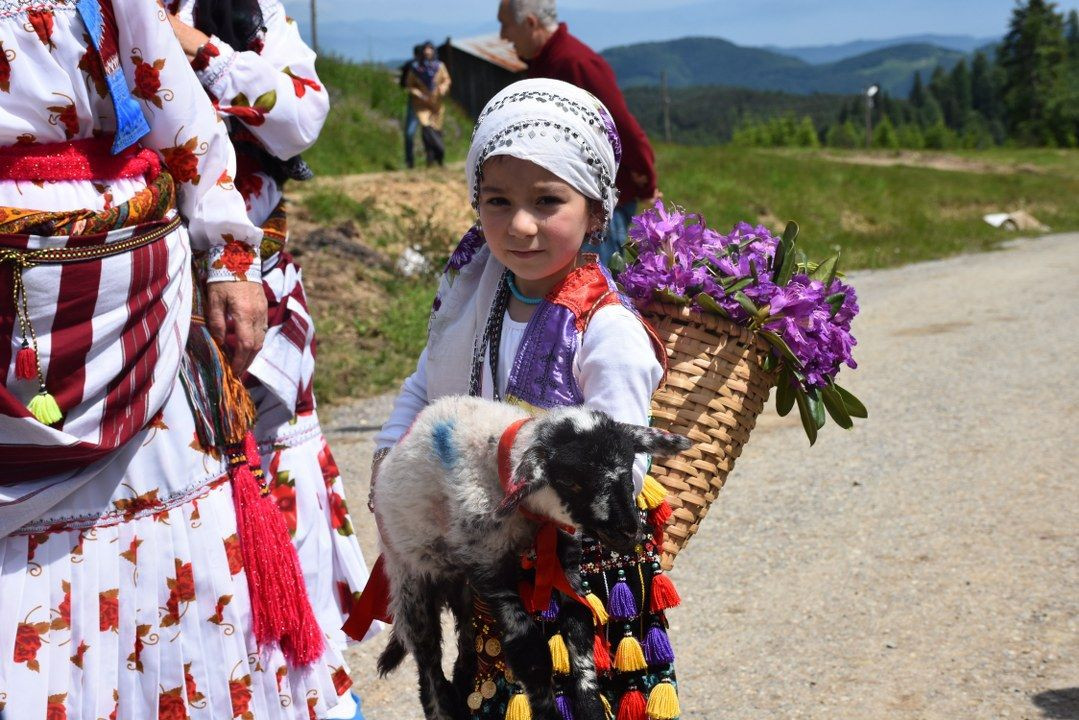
865,84,879,149
310,0,318,54
661,70,672,143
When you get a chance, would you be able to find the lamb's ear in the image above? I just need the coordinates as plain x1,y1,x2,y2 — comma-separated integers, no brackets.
621,424,692,458
495,446,549,518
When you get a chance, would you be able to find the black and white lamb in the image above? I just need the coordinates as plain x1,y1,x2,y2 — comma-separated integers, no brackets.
372,395,690,720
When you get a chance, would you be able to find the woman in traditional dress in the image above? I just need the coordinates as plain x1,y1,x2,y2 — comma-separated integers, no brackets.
405,41,451,167
162,5,375,717
0,0,352,716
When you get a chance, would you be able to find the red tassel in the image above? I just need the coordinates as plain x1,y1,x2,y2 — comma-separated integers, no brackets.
231,432,324,666
650,569,681,613
593,631,611,673
15,344,36,380
648,500,672,528
616,688,647,720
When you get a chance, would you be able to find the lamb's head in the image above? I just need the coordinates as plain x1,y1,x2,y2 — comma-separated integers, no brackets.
498,407,691,553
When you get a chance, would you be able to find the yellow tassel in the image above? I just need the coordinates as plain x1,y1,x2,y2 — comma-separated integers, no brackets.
28,390,62,426
549,633,570,675
614,634,647,672
636,475,667,510
600,694,613,719
506,692,532,720
585,591,609,625
646,680,680,719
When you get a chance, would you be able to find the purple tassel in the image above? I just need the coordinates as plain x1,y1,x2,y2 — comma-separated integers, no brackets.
608,569,638,620
644,625,675,665
541,596,560,621
556,693,575,720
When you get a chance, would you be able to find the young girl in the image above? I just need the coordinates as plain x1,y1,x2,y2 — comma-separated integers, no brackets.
374,79,681,719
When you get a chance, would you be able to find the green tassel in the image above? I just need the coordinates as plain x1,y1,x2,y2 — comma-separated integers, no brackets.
28,389,62,425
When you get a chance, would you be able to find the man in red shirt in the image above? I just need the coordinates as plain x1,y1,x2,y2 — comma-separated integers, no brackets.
497,0,659,265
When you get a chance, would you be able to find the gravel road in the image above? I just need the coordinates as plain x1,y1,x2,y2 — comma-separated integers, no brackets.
323,233,1078,720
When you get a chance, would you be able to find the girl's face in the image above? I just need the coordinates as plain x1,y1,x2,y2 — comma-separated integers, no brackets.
478,155,600,297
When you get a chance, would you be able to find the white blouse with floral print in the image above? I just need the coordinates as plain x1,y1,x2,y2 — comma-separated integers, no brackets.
0,0,262,282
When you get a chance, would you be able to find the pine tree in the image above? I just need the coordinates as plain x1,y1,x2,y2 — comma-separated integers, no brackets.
929,65,960,128
909,71,927,108
950,59,974,129
998,0,1070,144
872,116,899,149
971,52,999,120
795,116,820,147
1066,9,1079,56
826,120,860,148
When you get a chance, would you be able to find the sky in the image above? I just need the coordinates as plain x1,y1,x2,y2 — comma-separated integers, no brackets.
281,0,1079,61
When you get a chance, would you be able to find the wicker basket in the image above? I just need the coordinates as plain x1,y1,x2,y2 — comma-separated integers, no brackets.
643,302,776,570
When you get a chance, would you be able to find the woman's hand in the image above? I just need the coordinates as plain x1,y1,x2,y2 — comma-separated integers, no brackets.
206,281,267,374
167,13,210,61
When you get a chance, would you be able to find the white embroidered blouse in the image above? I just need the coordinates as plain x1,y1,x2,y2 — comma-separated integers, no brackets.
0,0,261,282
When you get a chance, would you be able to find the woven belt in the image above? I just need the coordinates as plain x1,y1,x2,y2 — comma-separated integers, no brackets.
1,214,181,425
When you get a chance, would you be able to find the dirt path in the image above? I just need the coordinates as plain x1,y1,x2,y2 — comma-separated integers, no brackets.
819,150,1044,175
323,233,1078,720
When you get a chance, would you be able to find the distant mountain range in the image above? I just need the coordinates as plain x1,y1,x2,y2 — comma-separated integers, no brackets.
601,37,970,96
766,34,997,65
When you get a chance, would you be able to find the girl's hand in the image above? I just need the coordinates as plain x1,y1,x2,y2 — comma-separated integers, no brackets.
167,13,211,61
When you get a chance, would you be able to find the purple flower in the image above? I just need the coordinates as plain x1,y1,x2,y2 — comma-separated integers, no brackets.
445,225,485,274
620,201,860,390
597,107,622,166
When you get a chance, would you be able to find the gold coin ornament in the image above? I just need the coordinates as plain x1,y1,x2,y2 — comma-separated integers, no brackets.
467,692,483,711
485,638,502,657
475,637,485,654
480,680,497,699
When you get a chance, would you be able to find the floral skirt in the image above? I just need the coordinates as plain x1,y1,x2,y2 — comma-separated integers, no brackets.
0,388,351,720
468,508,680,720
253,399,377,653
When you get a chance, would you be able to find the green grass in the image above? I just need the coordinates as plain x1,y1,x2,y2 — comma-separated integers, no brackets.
655,145,1079,269
305,56,472,176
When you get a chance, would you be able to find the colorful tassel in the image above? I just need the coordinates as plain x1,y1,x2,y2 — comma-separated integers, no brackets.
636,475,667,510
614,626,647,673
648,499,672,528
609,569,638,620
28,388,62,425
645,679,679,720
556,693,575,720
15,341,36,380
649,564,681,613
541,596,560,621
593,631,612,673
616,688,647,720
600,694,613,720
506,691,532,720
582,581,609,626
643,625,675,665
549,632,570,675
231,432,324,666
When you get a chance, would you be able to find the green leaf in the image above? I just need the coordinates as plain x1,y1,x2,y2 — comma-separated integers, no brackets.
807,387,826,429
775,227,799,286
761,353,778,372
810,252,840,286
775,366,796,417
722,277,754,294
826,292,846,317
232,92,250,107
694,292,732,319
782,221,799,246
821,385,854,429
655,289,689,305
607,252,626,275
833,383,868,419
733,291,759,318
759,329,803,369
253,89,278,112
794,387,818,445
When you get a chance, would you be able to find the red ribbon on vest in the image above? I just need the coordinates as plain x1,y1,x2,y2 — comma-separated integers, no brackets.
498,418,593,619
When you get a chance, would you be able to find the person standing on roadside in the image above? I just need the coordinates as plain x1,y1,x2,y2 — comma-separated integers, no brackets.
406,41,452,167
497,0,659,265
401,44,424,168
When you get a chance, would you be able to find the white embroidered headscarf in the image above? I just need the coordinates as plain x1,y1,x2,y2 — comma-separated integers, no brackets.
466,78,622,234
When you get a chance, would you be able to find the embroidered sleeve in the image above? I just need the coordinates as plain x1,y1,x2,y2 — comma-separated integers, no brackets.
193,1,328,160
115,0,261,282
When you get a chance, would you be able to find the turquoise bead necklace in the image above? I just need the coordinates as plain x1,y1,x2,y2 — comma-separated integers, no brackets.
505,273,543,305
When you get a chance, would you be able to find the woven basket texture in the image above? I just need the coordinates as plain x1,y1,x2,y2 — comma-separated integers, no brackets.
643,303,775,570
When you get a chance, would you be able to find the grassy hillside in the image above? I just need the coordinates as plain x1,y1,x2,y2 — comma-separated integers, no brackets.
304,56,472,175
601,37,964,96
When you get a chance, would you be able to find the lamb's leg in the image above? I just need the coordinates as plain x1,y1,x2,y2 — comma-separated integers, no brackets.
560,598,606,720
470,560,559,720
393,577,465,720
448,582,478,700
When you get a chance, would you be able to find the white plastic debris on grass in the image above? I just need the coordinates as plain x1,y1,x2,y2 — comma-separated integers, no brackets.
396,246,431,277
983,211,1049,232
